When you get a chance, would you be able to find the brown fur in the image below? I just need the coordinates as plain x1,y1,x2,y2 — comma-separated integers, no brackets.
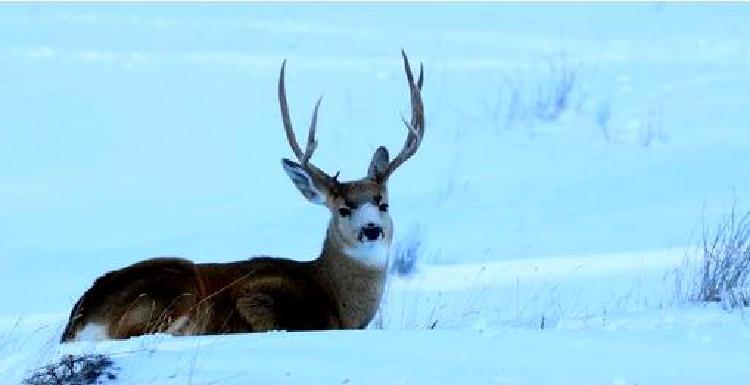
61,251,388,341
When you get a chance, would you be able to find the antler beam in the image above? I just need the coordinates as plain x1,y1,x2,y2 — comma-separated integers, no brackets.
382,50,425,179
278,61,336,186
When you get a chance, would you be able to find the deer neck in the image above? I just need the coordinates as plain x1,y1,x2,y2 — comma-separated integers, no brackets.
313,224,389,329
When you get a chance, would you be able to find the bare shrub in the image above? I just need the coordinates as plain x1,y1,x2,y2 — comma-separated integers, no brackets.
639,108,667,147
494,52,581,131
391,226,422,277
22,354,117,385
595,101,612,141
533,55,577,122
689,202,750,307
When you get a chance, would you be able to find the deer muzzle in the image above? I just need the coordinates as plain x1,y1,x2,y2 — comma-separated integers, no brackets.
359,224,384,242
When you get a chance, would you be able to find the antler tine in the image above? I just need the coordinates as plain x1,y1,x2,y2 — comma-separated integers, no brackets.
383,50,425,179
417,62,424,91
278,61,333,184
301,96,322,165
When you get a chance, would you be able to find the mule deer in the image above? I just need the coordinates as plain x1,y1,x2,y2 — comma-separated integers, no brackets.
61,51,425,342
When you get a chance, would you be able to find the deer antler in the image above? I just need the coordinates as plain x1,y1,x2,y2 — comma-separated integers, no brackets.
278,61,340,189
381,50,425,179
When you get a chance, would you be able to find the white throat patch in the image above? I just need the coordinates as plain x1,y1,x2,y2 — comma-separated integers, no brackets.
344,241,390,268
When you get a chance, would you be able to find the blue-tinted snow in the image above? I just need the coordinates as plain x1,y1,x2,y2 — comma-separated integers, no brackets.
1,4,749,384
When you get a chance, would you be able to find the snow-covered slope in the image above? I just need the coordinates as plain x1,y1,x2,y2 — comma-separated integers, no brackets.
1,3,749,384
8,313,750,385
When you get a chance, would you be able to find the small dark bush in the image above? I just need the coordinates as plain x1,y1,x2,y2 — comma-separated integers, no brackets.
23,354,117,385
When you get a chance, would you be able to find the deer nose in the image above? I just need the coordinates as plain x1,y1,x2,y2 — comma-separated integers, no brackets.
360,223,383,241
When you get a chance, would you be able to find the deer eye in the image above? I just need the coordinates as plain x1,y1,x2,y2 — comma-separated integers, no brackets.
378,203,389,212
338,207,352,217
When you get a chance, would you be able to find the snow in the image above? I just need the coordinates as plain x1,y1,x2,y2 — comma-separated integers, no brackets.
41,321,750,385
2,3,750,384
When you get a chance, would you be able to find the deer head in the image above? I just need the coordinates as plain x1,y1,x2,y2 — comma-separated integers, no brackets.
279,50,424,267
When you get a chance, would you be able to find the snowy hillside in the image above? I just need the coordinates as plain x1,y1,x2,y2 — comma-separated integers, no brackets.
1,3,750,384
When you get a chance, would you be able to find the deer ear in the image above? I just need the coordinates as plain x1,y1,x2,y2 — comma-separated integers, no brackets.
368,146,389,181
282,159,327,205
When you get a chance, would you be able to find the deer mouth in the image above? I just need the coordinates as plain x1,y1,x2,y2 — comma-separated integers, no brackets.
358,227,384,242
